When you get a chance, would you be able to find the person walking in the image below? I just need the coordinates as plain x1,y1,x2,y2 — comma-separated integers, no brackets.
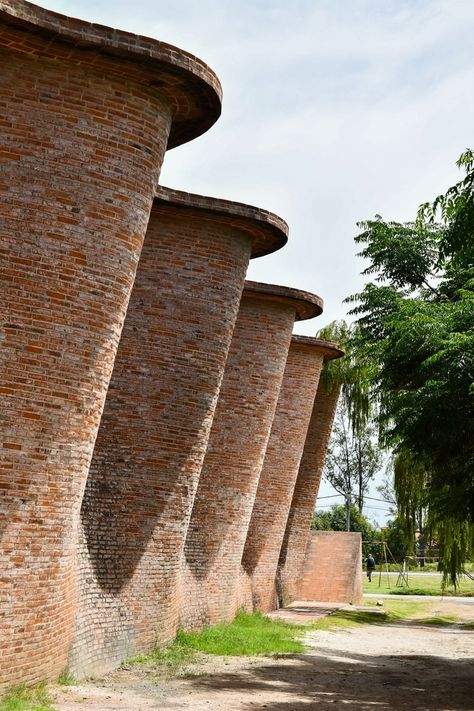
366,553,376,582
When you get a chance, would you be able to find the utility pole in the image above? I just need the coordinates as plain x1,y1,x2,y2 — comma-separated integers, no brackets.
345,492,351,531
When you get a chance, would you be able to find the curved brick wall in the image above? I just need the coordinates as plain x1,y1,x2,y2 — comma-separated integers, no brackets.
277,343,344,606
241,336,331,613
181,284,323,630
0,1,221,689
70,193,287,677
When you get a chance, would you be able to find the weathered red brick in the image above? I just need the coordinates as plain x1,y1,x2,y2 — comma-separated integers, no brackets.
277,343,344,607
0,0,221,690
297,531,363,604
70,191,287,677
180,284,323,630
240,336,331,613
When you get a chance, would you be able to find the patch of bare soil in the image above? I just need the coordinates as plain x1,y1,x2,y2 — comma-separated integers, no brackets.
53,600,474,711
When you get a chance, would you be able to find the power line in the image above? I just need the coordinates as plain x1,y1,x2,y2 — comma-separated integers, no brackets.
316,493,395,505
315,504,392,512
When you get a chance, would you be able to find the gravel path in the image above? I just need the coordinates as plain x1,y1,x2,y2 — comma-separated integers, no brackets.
54,600,474,711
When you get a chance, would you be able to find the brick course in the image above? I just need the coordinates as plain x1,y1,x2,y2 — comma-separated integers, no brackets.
277,344,343,607
240,336,328,613
70,193,287,677
297,531,363,604
0,0,221,690
181,283,323,630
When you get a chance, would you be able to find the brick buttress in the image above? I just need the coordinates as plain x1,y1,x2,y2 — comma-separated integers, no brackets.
0,0,221,689
276,341,344,607
71,190,287,677
241,337,341,613
181,283,323,630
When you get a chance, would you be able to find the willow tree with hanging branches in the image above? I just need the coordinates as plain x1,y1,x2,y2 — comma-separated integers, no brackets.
346,149,474,585
316,321,381,516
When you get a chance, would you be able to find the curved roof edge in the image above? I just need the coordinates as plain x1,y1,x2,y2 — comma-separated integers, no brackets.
243,281,323,321
0,0,222,147
291,335,344,360
154,186,288,258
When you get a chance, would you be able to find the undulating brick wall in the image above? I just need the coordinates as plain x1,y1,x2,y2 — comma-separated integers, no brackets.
0,0,221,690
241,336,329,613
70,193,287,676
180,283,323,630
297,531,363,604
277,346,343,607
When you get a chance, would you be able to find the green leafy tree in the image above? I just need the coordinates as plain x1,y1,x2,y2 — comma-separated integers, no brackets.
378,517,407,563
311,503,377,545
347,149,474,584
324,391,382,513
317,321,382,522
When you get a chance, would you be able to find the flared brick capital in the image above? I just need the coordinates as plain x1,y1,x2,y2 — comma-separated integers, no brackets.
243,281,324,320
291,335,344,360
0,0,222,147
155,187,288,258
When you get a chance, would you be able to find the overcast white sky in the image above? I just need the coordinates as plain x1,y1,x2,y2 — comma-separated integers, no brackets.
43,0,474,523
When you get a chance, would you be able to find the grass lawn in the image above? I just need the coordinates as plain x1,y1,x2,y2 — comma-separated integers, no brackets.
130,611,309,675
0,685,55,711
363,572,474,596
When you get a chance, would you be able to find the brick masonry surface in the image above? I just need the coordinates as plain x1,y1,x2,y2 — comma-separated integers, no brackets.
240,336,328,613
297,531,363,604
180,283,323,631
70,194,288,677
0,0,221,690
277,345,343,607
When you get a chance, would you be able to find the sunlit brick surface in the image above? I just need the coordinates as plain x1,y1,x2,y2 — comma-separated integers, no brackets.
0,0,221,689
277,360,342,606
70,195,287,677
298,531,363,604
241,337,328,613
181,284,322,630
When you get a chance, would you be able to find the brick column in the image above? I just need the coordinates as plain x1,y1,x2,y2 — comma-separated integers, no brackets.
71,190,287,676
241,337,335,613
181,283,323,630
277,341,344,606
0,1,221,689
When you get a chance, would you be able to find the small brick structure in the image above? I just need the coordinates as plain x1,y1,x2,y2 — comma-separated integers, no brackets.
297,531,363,605
0,0,221,690
180,283,323,630
70,191,287,676
277,352,343,607
241,337,339,613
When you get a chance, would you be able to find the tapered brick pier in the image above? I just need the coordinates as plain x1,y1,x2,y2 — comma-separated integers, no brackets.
71,190,287,676
241,337,338,613
0,0,221,689
277,343,344,606
181,284,323,630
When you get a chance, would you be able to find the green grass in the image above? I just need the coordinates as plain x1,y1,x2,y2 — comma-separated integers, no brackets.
416,614,460,626
56,672,77,687
130,611,307,675
0,685,56,711
311,598,434,630
363,573,474,597
130,601,472,679
130,636,197,676
176,612,306,656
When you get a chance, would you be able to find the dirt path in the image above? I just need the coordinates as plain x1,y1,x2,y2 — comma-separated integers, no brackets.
54,600,474,711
